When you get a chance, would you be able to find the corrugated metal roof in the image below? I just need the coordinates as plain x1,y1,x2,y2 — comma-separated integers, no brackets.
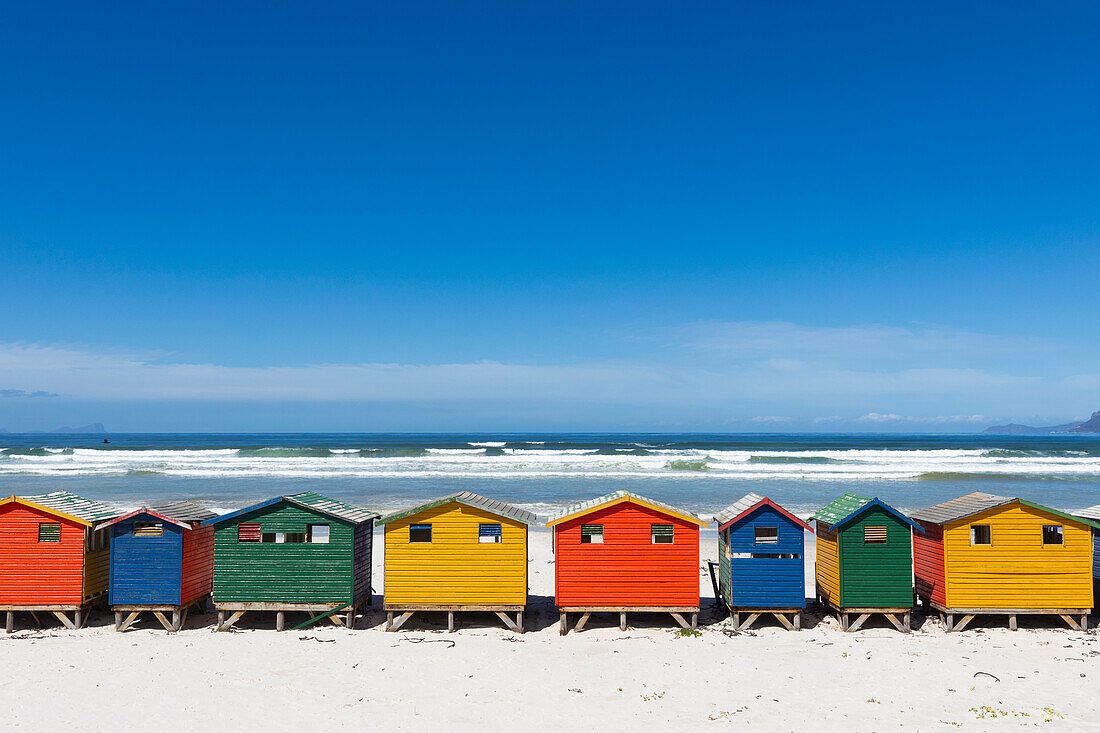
21,490,120,523
286,492,380,524
377,491,537,526
546,490,706,526
1075,505,1100,522
811,493,873,526
712,492,764,524
148,500,218,523
909,492,1013,525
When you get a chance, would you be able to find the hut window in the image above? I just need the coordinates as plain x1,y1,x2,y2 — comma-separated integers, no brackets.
38,523,61,543
307,525,330,543
409,524,432,543
1042,525,1064,546
86,528,108,552
651,524,674,544
754,526,779,545
863,525,888,544
478,523,502,543
970,525,991,545
238,523,261,542
581,524,604,544
267,532,305,544
133,522,163,538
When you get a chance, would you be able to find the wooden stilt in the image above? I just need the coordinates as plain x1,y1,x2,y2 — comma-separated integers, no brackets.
670,612,690,630
574,612,591,632
218,610,225,628
74,609,83,630
51,611,76,630
794,612,802,631
846,613,871,632
559,612,568,635
6,611,13,634
620,611,627,631
775,612,794,631
516,611,524,633
171,609,182,631
1008,614,1017,631
152,611,173,632
691,612,698,629
345,608,354,629
217,610,245,631
276,611,285,632
114,611,123,631
447,611,454,633
385,611,413,632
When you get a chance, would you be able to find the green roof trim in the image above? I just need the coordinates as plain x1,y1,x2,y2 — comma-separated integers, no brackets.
1019,499,1100,531
377,491,537,526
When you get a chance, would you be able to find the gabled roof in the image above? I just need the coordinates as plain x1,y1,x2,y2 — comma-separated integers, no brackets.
1075,505,1100,522
545,490,708,528
97,501,218,530
377,491,537,526
909,493,1100,531
909,492,1014,525
714,494,813,533
2,491,120,526
812,493,923,534
202,493,379,528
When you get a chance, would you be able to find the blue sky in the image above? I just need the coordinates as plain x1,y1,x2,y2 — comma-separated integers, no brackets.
1,2,1098,432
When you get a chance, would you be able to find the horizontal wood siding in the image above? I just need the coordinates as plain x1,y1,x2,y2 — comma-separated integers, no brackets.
913,520,946,607
180,524,215,606
815,527,840,606
384,505,526,605
83,544,110,601
944,504,1093,608
554,503,699,607
718,530,732,605
109,518,183,605
0,504,86,605
212,504,354,604
351,519,373,604
726,505,806,608
838,506,914,608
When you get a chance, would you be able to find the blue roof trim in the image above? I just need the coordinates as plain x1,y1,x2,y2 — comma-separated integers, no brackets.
201,496,285,527
830,497,925,535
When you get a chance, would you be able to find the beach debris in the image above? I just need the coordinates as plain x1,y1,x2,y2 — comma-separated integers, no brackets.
298,635,336,643
972,672,999,682
568,688,582,694
502,636,524,642
400,636,455,648
640,691,666,701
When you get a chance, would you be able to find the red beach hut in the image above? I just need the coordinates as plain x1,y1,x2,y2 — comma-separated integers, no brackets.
546,490,708,634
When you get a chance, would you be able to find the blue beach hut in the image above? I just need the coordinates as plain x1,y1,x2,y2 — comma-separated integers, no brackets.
99,501,217,632
713,493,814,630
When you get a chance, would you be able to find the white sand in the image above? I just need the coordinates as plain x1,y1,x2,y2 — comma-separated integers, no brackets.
1,528,1097,731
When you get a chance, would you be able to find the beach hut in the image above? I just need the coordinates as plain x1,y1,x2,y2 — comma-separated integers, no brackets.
547,490,708,634
0,491,118,632
712,492,814,631
912,492,1097,631
202,492,378,631
97,501,217,632
1073,504,1100,606
377,491,537,633
811,493,922,633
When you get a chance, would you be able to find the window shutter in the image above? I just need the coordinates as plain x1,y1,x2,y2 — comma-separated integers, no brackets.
864,525,888,544
479,523,502,538
238,523,261,542
38,523,61,542
651,524,673,536
581,524,603,536
134,522,163,537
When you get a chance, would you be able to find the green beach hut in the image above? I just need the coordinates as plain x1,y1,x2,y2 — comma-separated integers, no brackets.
812,493,923,632
203,492,379,631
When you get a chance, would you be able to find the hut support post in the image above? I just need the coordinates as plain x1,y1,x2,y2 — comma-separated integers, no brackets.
51,611,76,630
345,608,355,630
559,612,567,635
794,612,801,631
1008,614,1017,631
447,611,454,633
6,611,13,634
574,612,591,632
670,612,691,630
774,612,794,631
620,612,627,631
494,611,522,633
845,613,871,633
385,611,413,632
216,610,245,631
276,611,285,632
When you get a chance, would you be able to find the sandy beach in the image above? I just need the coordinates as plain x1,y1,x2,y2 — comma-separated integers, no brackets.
0,528,1094,732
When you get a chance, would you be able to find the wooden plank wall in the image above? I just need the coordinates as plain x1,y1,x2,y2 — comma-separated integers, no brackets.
554,503,699,607
0,504,86,605
384,505,526,605
815,528,841,606
913,520,946,607
944,504,1093,608
351,519,373,605
212,504,355,604
180,524,215,606
838,506,914,608
726,505,806,608
109,519,183,605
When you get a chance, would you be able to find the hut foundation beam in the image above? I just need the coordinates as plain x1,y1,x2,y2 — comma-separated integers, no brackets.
152,611,174,632
884,613,911,634
574,612,591,632
217,610,245,631
385,611,413,632
845,613,871,633
51,611,77,630
670,612,691,630
774,613,794,631
494,611,521,633
118,611,141,632
738,613,761,631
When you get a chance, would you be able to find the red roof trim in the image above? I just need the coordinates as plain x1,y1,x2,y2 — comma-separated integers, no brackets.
717,497,814,534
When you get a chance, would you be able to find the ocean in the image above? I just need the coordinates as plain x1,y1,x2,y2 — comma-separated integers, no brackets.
1,432,1099,518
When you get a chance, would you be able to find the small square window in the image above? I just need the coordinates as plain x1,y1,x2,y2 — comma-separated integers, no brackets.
281,532,306,544
1042,525,1063,546
754,526,779,545
580,524,604,544
478,523,502,543
410,524,432,543
970,525,991,545
38,523,61,543
238,523,261,542
307,524,330,544
651,524,674,544
863,525,888,544
133,522,163,538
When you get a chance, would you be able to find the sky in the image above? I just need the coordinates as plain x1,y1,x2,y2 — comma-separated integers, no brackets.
1,1,1098,432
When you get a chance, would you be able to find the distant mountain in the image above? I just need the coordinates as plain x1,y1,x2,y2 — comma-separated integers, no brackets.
1069,410,1100,433
48,423,107,434
0,428,8,434
983,412,1098,434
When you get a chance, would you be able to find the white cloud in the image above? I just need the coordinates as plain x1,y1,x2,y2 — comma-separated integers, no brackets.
749,415,792,424
856,413,989,424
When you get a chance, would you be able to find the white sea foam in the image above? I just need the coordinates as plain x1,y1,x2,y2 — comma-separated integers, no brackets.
2,446,1100,480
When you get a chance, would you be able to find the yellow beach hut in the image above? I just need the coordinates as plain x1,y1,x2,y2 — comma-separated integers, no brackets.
377,491,537,633
912,492,1098,631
